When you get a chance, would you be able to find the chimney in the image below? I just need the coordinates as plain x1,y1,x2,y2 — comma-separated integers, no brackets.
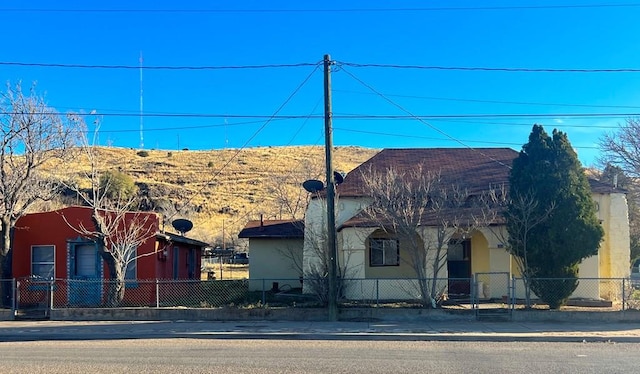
259,214,264,231
613,174,618,189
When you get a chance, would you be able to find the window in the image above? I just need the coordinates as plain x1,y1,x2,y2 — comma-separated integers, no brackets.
125,257,136,280
32,245,55,279
370,238,399,266
124,247,137,288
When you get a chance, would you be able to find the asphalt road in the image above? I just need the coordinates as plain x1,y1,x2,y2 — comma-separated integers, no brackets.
0,338,635,373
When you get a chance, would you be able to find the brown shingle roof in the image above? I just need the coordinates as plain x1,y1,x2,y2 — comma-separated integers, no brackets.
588,178,626,194
335,148,518,197
238,219,304,238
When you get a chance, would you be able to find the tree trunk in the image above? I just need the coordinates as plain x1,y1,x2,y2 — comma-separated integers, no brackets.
99,248,126,307
0,216,13,307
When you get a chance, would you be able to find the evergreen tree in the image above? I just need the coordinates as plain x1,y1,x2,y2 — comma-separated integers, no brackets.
508,125,603,309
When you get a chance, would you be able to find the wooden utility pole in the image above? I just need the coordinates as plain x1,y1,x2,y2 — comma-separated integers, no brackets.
324,54,338,321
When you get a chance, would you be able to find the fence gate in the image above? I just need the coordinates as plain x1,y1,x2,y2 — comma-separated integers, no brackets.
472,272,512,320
15,277,52,319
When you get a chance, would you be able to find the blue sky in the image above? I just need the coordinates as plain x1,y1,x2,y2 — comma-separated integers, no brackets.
2,0,640,167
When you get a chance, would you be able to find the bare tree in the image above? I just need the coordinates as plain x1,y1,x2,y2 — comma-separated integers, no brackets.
267,159,323,220
0,83,81,304
599,118,640,177
63,126,158,306
359,165,497,307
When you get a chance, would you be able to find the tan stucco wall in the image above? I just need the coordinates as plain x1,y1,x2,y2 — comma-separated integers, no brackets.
594,192,631,279
471,232,490,274
248,238,303,291
303,197,366,277
363,230,417,279
300,189,630,302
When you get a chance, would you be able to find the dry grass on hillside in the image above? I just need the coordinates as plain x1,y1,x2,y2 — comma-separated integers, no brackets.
52,146,379,245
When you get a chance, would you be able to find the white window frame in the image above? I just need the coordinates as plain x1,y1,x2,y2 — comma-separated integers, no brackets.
31,245,55,279
369,238,399,267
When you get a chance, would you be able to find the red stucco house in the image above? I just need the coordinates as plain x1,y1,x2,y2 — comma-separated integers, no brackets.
12,206,209,307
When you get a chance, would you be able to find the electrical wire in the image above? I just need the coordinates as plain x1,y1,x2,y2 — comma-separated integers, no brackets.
3,4,640,13
333,89,640,110
4,111,638,121
333,127,599,150
164,64,321,222
338,61,640,73
338,63,513,169
0,61,320,70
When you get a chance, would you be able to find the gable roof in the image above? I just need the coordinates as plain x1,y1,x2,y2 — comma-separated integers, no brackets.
335,148,518,197
238,219,304,239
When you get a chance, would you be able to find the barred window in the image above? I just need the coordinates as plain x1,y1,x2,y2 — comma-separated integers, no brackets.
369,238,399,266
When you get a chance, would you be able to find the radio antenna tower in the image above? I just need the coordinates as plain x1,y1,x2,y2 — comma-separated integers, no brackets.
139,51,144,149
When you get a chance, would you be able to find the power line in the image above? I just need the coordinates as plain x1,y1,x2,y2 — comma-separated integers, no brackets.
3,4,640,13
165,64,321,222
338,61,640,73
338,64,514,169
333,127,599,150
0,61,320,70
334,113,640,120
333,89,640,110
5,111,639,120
3,59,638,73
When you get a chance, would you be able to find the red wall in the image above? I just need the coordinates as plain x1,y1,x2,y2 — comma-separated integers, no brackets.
13,206,159,280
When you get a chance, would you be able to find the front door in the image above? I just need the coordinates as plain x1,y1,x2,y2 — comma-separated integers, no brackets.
69,242,102,306
447,240,472,297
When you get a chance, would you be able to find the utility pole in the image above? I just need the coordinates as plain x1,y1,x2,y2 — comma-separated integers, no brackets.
324,54,338,321
139,51,144,149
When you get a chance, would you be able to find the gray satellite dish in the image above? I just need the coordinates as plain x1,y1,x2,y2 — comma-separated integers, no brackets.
302,179,325,193
172,218,193,235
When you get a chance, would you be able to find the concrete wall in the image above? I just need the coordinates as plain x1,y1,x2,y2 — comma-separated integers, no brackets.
48,306,640,323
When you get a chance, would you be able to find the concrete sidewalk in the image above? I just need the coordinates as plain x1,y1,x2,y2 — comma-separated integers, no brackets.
1,320,640,343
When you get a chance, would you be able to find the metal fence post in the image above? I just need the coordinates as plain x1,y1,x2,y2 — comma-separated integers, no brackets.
511,276,516,311
155,279,160,308
11,278,16,317
49,279,54,311
622,278,626,311
471,274,476,310
262,279,266,306
375,279,379,307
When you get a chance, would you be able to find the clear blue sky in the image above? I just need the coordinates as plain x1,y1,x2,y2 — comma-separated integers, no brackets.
2,0,640,167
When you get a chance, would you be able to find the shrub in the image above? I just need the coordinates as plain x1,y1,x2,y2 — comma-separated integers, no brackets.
136,150,150,157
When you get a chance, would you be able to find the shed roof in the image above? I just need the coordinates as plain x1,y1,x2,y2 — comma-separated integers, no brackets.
238,219,304,239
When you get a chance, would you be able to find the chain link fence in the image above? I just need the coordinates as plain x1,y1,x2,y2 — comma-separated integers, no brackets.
512,277,634,310
6,276,640,312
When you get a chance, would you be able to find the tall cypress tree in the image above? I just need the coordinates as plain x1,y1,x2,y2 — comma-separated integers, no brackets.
508,125,603,309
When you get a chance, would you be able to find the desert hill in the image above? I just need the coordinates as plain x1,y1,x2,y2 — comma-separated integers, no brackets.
50,146,379,248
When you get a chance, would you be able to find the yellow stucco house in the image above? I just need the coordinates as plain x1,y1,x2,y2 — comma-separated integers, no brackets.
242,148,630,302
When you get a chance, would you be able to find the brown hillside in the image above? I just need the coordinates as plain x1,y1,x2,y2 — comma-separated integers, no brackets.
52,146,379,247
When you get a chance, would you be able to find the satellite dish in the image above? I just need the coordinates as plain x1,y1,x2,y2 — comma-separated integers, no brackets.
302,179,325,193
172,218,193,235
334,171,346,185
